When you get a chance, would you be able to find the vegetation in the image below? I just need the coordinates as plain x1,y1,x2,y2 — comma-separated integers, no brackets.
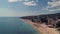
20,13,60,31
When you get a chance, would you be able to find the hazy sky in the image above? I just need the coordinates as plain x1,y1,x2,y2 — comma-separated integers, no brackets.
0,0,60,17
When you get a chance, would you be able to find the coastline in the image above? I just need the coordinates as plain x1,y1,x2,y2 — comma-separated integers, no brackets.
21,19,59,34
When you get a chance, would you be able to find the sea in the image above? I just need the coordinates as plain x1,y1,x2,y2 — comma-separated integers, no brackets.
0,17,40,34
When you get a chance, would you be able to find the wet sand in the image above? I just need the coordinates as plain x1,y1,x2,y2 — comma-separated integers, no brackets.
21,19,59,34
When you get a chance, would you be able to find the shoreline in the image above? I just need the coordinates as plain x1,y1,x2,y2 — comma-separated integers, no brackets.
21,19,59,34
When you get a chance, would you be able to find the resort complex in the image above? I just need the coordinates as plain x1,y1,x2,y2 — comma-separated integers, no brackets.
20,13,60,34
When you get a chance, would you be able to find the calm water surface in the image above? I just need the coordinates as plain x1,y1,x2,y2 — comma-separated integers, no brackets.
0,17,40,34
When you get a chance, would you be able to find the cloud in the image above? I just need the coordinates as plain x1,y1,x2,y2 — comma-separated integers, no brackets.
8,0,18,2
43,0,60,12
22,1,37,6
48,0,60,8
8,0,37,6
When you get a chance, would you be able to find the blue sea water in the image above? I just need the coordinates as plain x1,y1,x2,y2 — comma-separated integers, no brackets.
0,17,40,34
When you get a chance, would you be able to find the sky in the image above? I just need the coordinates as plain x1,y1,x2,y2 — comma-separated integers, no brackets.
0,0,60,17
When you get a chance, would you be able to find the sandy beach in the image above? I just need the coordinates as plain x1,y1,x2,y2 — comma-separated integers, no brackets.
21,19,59,34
